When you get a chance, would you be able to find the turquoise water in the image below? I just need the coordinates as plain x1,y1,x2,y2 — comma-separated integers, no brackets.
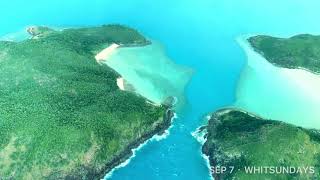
103,41,193,108
2,0,320,179
234,37,320,129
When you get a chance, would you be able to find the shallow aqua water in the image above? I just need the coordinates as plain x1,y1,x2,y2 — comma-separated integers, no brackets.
234,37,320,129
2,0,320,179
103,41,193,108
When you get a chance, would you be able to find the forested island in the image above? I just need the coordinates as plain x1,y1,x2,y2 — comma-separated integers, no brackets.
249,34,320,74
0,25,173,179
202,109,320,179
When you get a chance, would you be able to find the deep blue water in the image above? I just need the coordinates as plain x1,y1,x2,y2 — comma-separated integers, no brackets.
2,0,320,179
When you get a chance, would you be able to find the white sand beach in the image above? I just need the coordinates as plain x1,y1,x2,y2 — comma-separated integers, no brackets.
101,41,193,108
234,36,320,128
95,43,120,63
116,77,125,91
280,68,320,102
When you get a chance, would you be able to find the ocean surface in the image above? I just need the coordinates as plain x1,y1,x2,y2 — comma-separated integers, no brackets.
2,0,320,179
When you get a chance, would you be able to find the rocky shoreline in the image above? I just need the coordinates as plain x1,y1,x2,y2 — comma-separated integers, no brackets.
201,109,252,180
0,24,176,179
201,108,275,180
65,108,175,180
201,109,229,180
202,108,320,179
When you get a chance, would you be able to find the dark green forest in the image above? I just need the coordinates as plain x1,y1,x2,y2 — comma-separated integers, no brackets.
0,25,166,179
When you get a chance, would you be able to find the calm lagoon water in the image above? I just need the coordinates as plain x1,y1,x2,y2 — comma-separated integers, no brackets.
103,41,193,109
2,0,320,179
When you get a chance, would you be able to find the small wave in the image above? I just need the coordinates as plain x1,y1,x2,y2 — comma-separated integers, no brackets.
104,137,149,179
191,126,207,145
202,153,214,180
153,113,177,141
191,127,214,180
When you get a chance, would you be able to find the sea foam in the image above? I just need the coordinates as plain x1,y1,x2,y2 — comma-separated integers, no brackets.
191,126,213,180
104,113,177,179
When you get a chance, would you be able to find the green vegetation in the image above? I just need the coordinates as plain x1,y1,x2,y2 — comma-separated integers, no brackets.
249,34,320,73
0,25,168,179
203,109,320,180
